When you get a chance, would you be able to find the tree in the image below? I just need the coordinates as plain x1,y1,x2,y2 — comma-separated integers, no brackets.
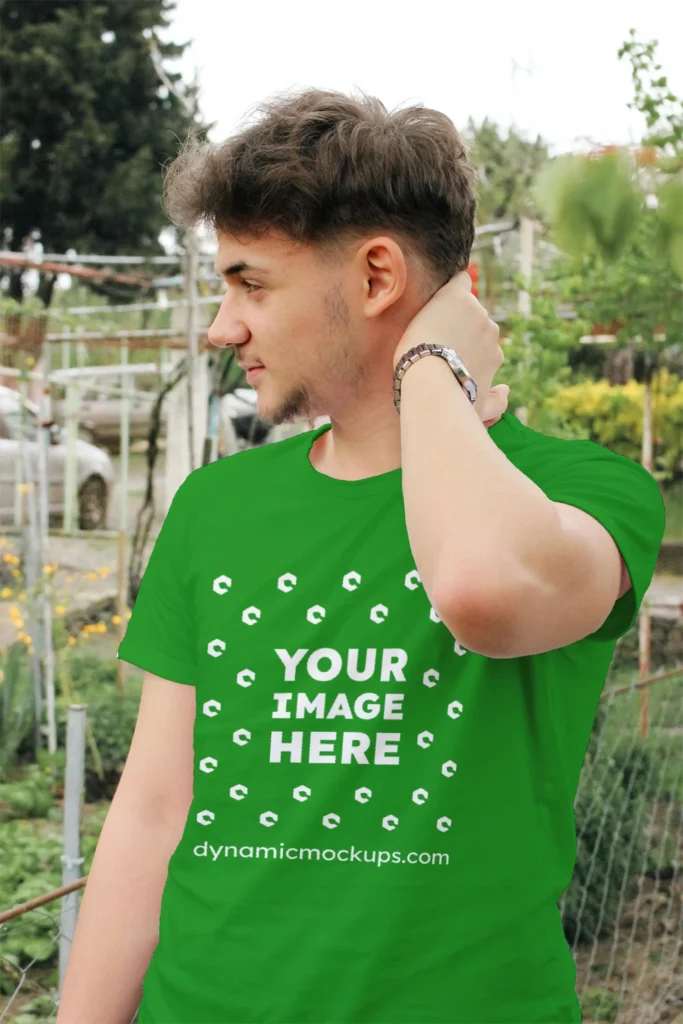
465,117,550,224
532,31,683,474
0,0,200,306
463,118,550,311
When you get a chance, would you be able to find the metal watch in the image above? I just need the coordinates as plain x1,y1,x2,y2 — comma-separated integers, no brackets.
392,343,478,414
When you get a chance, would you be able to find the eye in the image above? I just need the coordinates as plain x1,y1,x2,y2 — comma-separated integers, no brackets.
241,280,261,293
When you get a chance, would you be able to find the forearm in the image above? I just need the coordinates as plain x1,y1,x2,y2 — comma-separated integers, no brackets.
56,799,186,1024
397,354,570,639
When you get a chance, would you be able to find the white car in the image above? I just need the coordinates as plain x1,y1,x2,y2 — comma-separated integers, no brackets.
0,385,115,530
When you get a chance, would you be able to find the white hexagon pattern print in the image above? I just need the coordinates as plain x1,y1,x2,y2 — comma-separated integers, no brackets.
202,565,469,835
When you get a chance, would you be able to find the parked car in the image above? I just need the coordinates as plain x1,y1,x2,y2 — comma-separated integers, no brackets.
53,383,272,452
53,387,167,452
0,385,115,530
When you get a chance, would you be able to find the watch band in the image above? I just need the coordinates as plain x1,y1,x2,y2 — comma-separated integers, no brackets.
392,343,478,414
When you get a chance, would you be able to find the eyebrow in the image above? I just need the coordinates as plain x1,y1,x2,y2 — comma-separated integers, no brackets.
215,261,271,278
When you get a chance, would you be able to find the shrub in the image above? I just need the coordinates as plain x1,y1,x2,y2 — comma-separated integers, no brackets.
545,369,683,482
563,732,678,947
55,654,142,801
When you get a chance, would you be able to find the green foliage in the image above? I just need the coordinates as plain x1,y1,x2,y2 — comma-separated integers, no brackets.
0,762,55,819
559,210,683,353
0,642,35,781
0,806,108,998
464,117,550,223
535,150,643,262
655,172,683,277
580,987,620,1023
0,0,199,260
562,750,649,947
54,654,142,800
464,118,550,309
545,370,683,482
496,269,591,432
618,29,683,171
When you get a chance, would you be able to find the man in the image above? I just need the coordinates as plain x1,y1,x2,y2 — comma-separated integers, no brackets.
58,89,664,1024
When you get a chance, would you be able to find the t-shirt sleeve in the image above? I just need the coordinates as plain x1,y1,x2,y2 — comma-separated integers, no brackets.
116,475,197,684
532,442,666,643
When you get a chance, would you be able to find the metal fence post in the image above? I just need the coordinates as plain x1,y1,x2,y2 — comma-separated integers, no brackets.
57,703,87,1002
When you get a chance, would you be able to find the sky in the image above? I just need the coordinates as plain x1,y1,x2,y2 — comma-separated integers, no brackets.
161,0,682,156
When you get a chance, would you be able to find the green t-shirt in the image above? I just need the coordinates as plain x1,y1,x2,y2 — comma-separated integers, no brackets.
117,412,665,1024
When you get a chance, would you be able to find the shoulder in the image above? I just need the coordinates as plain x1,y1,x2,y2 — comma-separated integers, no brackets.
182,426,315,495
495,413,661,491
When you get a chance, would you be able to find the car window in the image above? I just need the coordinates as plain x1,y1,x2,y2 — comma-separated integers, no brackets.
0,393,38,442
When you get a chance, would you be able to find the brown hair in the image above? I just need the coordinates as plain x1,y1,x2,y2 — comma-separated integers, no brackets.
163,87,477,288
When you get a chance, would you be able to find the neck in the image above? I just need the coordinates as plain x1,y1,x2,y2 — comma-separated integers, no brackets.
309,397,401,481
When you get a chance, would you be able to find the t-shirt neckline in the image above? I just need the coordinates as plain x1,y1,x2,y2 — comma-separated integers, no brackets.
297,413,522,498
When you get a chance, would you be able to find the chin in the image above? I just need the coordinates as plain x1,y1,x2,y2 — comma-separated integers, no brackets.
259,383,315,427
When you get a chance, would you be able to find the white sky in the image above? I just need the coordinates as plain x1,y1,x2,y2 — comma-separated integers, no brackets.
162,0,682,155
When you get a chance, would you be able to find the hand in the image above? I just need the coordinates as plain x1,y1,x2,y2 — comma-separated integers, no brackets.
394,270,505,424
481,383,510,429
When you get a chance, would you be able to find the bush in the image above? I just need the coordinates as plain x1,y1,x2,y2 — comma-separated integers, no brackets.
0,763,55,820
580,987,620,1023
545,368,683,482
563,726,678,947
0,808,108,1000
55,653,142,801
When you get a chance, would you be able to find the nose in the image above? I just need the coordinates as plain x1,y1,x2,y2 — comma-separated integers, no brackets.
207,294,250,350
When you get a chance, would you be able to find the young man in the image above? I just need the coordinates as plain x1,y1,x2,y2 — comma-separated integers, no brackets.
58,89,664,1024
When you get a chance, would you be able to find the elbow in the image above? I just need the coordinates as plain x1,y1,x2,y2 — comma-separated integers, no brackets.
435,577,521,659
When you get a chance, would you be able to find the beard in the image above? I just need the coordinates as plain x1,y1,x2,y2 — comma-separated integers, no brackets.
260,283,365,426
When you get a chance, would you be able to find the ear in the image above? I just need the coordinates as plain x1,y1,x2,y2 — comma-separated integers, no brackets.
356,236,408,319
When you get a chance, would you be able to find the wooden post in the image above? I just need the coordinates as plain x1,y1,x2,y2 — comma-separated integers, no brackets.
639,361,654,740
639,609,651,740
117,343,130,692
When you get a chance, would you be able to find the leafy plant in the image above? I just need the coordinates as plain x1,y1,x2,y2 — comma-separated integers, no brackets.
0,763,55,820
580,987,620,1023
0,642,35,780
497,268,592,432
545,369,683,481
54,654,142,801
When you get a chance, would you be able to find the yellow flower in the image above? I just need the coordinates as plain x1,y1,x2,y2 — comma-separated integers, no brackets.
111,614,122,625
55,605,65,615
67,636,77,646
86,571,98,581
18,593,25,601
11,569,21,578
17,631,25,640
15,619,24,630
3,553,13,563
43,564,58,575
99,566,110,577
22,635,31,645
1,588,12,598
